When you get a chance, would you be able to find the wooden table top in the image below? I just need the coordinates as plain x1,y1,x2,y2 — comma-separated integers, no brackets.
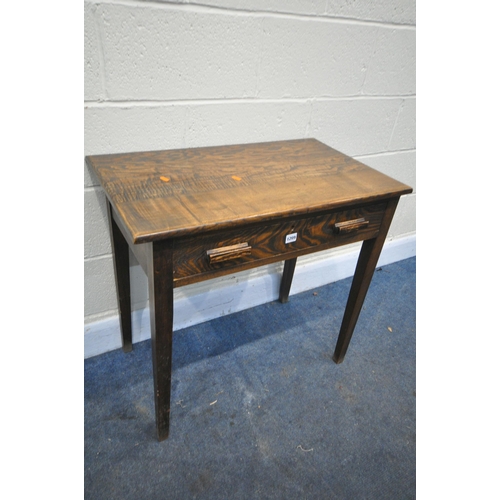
86,139,412,244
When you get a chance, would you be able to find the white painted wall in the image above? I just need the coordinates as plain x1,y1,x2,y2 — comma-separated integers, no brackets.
84,0,416,357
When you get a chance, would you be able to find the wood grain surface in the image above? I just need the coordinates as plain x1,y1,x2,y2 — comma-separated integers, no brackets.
86,139,412,243
172,201,387,286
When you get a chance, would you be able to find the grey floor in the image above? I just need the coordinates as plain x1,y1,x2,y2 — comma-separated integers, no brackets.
85,257,416,499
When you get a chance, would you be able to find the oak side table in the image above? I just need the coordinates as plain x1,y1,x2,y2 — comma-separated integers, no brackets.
86,138,413,441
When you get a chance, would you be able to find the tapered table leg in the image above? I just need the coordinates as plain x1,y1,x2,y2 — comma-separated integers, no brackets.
107,201,133,353
333,198,400,364
147,239,174,441
279,257,297,304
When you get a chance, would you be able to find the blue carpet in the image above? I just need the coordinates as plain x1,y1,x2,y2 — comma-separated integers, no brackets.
85,257,416,499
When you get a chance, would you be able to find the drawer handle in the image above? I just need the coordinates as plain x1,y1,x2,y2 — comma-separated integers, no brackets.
334,217,369,234
207,242,252,264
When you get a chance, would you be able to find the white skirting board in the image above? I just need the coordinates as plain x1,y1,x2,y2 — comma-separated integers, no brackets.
84,233,416,359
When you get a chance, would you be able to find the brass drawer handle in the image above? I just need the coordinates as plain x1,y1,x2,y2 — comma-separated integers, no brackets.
207,242,252,264
334,217,369,234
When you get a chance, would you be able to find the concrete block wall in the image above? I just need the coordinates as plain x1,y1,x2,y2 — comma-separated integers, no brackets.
84,0,416,357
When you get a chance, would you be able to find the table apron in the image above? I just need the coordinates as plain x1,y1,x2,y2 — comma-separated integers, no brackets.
171,201,387,287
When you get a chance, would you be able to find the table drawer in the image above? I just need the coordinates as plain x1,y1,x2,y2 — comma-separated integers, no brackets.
172,202,387,285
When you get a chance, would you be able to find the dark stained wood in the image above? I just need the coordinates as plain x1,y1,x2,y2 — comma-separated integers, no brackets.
172,202,387,286
333,198,400,364
147,239,174,441
86,139,412,243
107,201,132,352
111,206,150,275
89,139,413,440
279,258,297,304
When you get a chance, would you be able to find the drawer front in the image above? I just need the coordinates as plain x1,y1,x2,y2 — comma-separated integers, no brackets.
172,202,387,285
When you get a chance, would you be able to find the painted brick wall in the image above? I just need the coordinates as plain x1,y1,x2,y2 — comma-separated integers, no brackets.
84,0,416,354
